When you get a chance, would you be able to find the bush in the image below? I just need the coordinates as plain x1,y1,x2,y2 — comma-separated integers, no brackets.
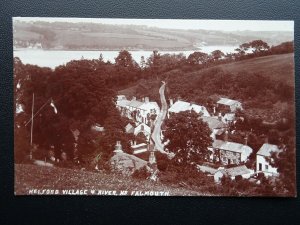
155,152,170,172
131,166,150,179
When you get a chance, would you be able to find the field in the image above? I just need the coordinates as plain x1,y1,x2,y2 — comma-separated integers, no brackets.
119,53,294,99
216,53,294,86
14,164,212,196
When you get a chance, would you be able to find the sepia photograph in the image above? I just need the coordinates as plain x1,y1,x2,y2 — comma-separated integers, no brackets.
13,17,296,196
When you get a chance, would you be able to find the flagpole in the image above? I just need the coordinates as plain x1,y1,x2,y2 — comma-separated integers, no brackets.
25,98,51,127
30,93,34,160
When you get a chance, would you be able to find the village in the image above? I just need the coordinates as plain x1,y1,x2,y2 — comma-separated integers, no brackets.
109,80,282,184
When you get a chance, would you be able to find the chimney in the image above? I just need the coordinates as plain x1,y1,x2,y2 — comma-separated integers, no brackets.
224,130,229,142
244,135,248,146
218,112,222,121
145,97,149,103
132,96,136,101
113,141,123,153
149,151,156,164
169,99,173,106
148,141,156,164
213,106,216,115
265,136,269,144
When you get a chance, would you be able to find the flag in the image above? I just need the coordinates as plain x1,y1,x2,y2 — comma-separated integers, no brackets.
50,99,58,114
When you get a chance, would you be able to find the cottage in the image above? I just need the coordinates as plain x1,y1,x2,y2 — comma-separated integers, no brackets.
116,96,160,125
201,116,226,140
214,165,254,183
134,123,151,141
209,140,253,165
168,100,210,118
110,141,148,175
222,113,236,124
217,98,243,113
256,143,280,177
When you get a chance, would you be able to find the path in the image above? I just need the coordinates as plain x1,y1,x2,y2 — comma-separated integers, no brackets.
151,81,168,154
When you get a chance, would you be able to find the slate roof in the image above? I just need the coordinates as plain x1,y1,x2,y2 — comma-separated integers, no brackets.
201,116,225,130
219,165,251,177
110,152,147,170
257,143,280,157
125,123,134,133
139,102,159,111
212,140,252,154
197,165,217,174
168,100,210,117
128,100,144,108
217,98,240,106
116,99,131,108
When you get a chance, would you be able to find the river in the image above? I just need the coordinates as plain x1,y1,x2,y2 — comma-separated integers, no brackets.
14,45,238,69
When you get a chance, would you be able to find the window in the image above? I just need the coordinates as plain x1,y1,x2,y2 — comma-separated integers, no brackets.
265,165,269,171
258,163,262,171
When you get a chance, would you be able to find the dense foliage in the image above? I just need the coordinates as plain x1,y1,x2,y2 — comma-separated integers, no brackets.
14,53,137,163
163,111,213,166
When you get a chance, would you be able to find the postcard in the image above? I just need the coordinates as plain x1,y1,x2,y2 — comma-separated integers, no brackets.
14,17,296,196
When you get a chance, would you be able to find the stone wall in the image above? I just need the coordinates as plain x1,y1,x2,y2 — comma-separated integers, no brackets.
220,150,241,165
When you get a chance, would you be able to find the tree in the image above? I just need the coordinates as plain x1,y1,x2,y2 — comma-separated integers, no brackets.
210,50,225,61
163,110,213,166
14,58,118,161
269,139,296,196
115,50,135,68
147,50,161,79
249,40,270,54
187,51,209,65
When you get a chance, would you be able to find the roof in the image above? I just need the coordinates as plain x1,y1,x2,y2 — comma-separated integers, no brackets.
131,143,147,149
217,98,240,106
218,165,251,177
116,99,131,108
197,165,217,174
91,124,105,132
128,100,144,108
201,116,225,130
117,95,126,101
212,140,252,154
257,143,280,157
110,152,147,170
168,100,210,117
132,143,148,155
139,102,160,111
125,123,134,133
134,123,151,136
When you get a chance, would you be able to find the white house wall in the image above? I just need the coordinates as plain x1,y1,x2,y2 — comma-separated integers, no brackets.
256,155,278,177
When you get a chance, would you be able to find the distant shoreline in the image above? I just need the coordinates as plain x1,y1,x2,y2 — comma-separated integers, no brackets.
13,48,202,52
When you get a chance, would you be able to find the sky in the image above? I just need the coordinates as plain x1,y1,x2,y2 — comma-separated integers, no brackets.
13,17,294,32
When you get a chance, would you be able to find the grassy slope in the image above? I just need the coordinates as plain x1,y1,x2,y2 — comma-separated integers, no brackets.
15,164,212,196
216,53,294,86
118,53,294,100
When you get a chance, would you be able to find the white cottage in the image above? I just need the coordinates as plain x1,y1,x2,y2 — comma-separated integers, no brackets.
217,98,243,113
256,143,280,177
116,96,160,125
168,100,210,118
